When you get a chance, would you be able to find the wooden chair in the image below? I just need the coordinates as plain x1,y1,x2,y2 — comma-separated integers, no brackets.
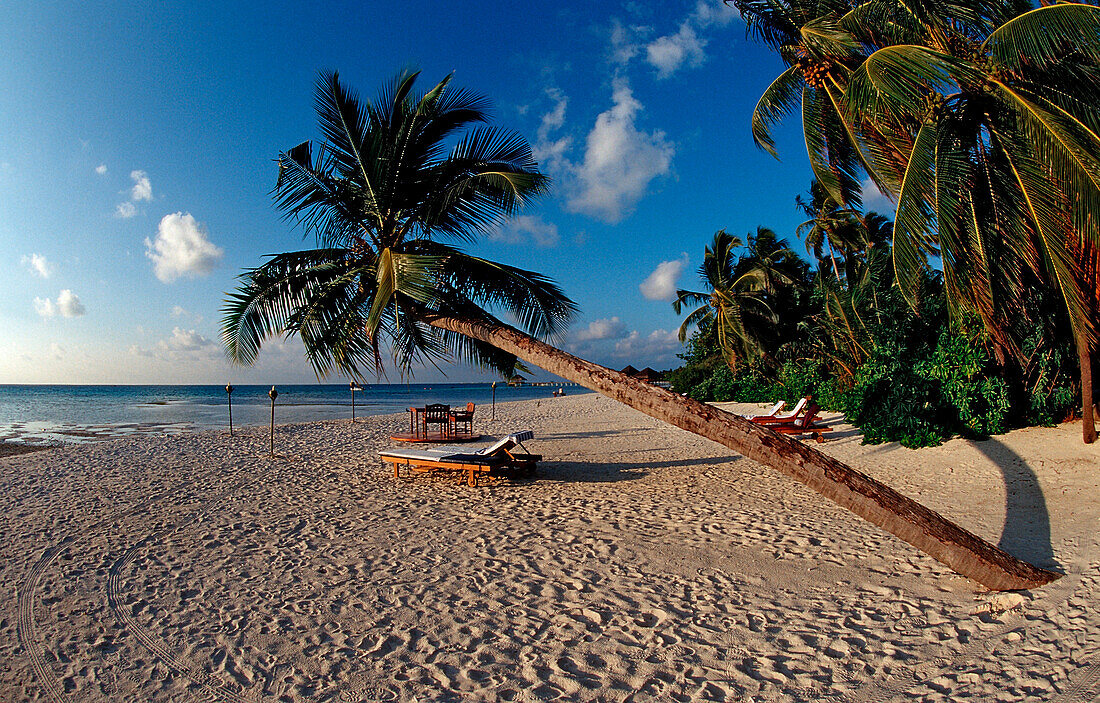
422,403,451,438
450,402,475,435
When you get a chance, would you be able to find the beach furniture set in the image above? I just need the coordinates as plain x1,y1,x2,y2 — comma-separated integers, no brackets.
380,431,540,486
394,402,480,443
746,396,833,442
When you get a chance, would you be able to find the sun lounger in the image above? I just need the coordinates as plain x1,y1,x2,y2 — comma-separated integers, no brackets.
745,400,785,421
749,396,810,425
380,431,540,486
769,404,832,442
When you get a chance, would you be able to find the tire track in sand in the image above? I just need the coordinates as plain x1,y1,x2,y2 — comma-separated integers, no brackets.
17,540,74,703
106,485,257,703
16,476,210,703
17,455,271,703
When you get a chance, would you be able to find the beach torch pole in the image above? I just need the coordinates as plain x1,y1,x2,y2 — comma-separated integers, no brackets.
225,383,234,436
491,381,497,420
350,381,363,423
268,386,278,457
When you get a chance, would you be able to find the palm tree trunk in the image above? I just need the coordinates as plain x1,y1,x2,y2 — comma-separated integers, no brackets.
429,314,1060,591
1078,334,1097,444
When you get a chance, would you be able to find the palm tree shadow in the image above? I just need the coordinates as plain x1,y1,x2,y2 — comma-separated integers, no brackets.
972,437,1061,572
535,456,736,484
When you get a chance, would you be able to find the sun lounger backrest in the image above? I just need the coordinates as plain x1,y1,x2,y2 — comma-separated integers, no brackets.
777,397,809,420
476,430,534,455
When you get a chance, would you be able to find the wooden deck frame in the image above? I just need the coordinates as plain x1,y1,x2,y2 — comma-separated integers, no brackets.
383,450,540,487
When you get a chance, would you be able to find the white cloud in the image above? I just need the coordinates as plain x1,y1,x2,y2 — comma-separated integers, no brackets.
144,212,224,283
610,19,644,66
574,316,627,342
532,88,572,173
646,23,706,78
489,215,560,248
95,164,108,175
130,170,153,201
644,0,739,78
57,289,86,317
171,305,203,323
613,328,681,360
690,0,739,28
159,327,215,352
565,80,674,223
639,254,689,301
130,327,216,359
21,253,52,278
33,289,86,318
538,88,568,142
116,202,137,219
49,343,65,361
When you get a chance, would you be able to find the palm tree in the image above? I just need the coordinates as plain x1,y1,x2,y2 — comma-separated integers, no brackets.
795,180,866,280
738,0,1100,442
843,0,1100,442
735,0,908,207
222,69,1057,591
673,229,775,372
737,226,804,296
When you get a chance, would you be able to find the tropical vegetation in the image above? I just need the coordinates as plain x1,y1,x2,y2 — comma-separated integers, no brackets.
730,0,1100,442
672,183,1082,448
221,68,1056,590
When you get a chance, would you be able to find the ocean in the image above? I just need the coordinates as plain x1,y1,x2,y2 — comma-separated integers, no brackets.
0,383,587,446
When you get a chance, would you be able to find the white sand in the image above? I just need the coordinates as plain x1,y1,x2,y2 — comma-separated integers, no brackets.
1,393,1097,702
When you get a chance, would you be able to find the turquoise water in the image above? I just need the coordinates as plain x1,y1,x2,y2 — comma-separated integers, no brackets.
0,383,586,445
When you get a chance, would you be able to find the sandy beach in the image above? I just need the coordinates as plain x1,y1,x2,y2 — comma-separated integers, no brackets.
1,392,1098,702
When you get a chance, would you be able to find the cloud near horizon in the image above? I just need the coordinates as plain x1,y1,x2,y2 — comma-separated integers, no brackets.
144,212,224,283
612,328,680,363
573,316,627,342
33,289,86,318
639,253,689,301
159,327,215,352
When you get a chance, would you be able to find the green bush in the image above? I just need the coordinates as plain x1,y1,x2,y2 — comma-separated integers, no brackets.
841,349,953,448
916,319,1011,437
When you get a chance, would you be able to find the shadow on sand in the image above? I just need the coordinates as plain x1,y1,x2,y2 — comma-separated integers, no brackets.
535,456,736,484
972,436,1061,572
539,419,1059,572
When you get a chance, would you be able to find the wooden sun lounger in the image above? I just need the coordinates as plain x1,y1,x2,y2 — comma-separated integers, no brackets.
750,396,810,425
768,404,833,442
745,400,785,421
380,431,541,486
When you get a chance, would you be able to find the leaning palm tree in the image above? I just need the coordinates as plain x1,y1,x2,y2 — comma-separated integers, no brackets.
223,68,1057,590
673,229,775,372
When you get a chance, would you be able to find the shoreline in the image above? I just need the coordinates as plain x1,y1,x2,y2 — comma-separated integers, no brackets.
2,393,1097,701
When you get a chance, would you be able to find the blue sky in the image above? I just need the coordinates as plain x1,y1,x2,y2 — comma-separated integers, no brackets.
0,1,888,384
